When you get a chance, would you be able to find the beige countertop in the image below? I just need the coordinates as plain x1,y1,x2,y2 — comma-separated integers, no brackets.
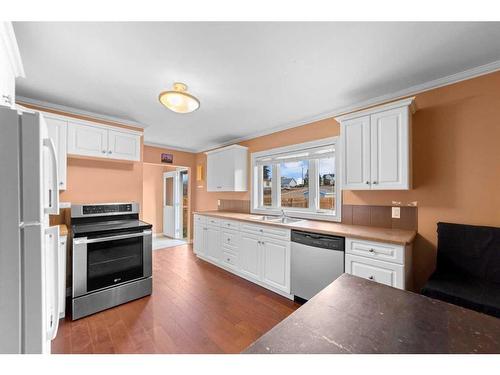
194,211,416,245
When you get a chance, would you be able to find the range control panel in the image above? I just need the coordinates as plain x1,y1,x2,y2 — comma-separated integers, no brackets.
81,204,133,215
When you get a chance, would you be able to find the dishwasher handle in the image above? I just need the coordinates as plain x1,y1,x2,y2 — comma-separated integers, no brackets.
291,230,345,251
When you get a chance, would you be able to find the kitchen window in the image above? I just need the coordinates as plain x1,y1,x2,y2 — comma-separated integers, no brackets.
252,137,341,221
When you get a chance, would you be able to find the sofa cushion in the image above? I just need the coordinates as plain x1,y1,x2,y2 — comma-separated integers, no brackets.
436,222,500,283
422,271,500,318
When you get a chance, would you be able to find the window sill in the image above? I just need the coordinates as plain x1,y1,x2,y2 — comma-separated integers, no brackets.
251,207,341,222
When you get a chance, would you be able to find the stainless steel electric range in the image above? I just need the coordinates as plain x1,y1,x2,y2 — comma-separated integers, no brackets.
70,203,152,320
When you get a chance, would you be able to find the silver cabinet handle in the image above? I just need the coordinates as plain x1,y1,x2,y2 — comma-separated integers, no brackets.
369,248,375,253
59,182,63,186
261,241,265,245
372,181,378,184
108,150,112,154
365,181,370,184
102,150,106,154
368,276,374,280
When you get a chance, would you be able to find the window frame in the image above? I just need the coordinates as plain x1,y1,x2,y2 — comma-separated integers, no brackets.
251,137,341,222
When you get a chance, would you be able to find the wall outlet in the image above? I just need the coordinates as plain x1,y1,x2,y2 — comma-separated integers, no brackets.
392,206,401,219
217,200,221,207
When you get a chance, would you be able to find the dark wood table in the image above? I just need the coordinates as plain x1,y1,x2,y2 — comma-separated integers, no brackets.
243,274,500,354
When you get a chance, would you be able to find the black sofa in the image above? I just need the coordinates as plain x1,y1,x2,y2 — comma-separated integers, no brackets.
421,222,500,318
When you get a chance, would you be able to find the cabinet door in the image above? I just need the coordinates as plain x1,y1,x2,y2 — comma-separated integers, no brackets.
205,226,221,263
261,238,290,293
107,130,141,161
370,107,409,189
0,45,15,108
345,254,404,289
207,151,233,191
46,117,68,190
193,222,205,256
239,233,261,281
341,115,371,189
67,122,108,158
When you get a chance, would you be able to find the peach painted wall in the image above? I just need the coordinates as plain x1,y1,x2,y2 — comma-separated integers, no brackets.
142,164,177,234
143,145,197,240
60,158,144,208
194,117,339,211
194,71,500,289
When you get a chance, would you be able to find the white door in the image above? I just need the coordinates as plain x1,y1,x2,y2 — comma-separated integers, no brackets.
163,171,179,238
46,117,68,190
193,221,205,255
67,122,108,158
261,238,290,293
341,115,371,189
239,233,261,281
370,107,409,190
107,130,141,161
205,226,221,263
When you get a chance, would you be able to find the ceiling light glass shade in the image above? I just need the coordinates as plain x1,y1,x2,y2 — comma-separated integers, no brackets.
159,82,200,113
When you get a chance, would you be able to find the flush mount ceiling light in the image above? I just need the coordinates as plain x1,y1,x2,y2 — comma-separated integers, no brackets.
158,82,200,114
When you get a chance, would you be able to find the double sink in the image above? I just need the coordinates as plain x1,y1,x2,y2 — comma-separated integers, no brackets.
251,215,304,225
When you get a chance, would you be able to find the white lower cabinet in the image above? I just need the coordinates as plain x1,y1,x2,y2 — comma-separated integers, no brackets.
239,233,261,281
193,216,291,297
261,238,290,293
205,225,221,263
345,237,412,290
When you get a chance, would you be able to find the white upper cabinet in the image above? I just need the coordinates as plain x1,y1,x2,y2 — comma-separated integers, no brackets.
67,121,108,157
338,97,415,190
67,120,141,161
206,145,248,192
107,129,141,161
46,117,68,190
0,22,25,109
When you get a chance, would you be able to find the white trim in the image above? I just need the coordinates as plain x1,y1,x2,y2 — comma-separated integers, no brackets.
143,141,197,153
250,137,341,222
335,97,415,122
0,22,25,77
197,59,500,153
39,109,143,136
15,96,146,129
204,144,248,155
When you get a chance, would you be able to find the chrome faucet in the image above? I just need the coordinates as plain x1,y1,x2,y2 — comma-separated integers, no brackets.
280,209,287,220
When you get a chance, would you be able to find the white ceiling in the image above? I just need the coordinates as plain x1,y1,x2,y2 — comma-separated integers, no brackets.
13,22,500,152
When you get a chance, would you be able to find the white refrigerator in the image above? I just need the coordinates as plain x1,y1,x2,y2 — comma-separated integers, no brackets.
0,106,61,354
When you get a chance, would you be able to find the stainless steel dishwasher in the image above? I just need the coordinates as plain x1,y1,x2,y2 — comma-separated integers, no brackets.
291,230,345,301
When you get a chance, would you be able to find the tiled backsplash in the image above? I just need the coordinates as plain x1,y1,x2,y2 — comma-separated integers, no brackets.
218,199,418,230
342,204,418,231
218,199,251,213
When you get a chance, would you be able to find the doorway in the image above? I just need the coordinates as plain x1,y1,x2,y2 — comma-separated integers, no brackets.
162,168,189,240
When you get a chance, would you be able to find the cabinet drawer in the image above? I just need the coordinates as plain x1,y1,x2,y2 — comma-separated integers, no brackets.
194,214,207,224
222,230,239,248
241,223,290,240
346,238,404,264
222,251,238,268
221,220,240,231
206,217,221,227
345,254,403,289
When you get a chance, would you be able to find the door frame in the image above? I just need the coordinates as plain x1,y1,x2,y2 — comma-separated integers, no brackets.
162,168,188,239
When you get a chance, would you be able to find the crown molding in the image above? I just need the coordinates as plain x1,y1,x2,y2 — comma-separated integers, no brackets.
143,141,197,154
15,96,146,129
1,22,25,77
335,97,416,122
196,59,500,152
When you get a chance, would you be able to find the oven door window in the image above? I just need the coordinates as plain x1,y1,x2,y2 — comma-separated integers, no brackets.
87,236,144,292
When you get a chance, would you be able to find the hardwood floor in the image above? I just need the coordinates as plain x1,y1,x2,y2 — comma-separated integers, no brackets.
52,244,300,354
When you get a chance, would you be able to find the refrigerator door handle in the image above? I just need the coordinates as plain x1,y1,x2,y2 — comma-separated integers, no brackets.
46,226,60,341
43,138,59,215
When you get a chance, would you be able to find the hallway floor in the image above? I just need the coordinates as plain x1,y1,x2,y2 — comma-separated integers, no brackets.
152,235,187,250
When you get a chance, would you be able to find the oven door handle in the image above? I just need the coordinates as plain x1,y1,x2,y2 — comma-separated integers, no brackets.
74,230,152,244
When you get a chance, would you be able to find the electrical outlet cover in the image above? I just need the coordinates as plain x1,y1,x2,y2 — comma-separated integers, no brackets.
392,207,401,219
